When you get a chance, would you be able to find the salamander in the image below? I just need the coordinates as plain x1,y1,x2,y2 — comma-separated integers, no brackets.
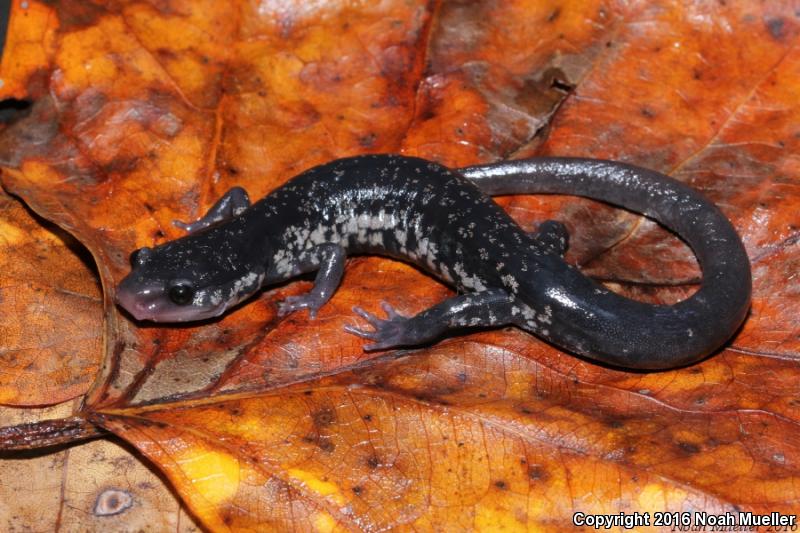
115,155,752,370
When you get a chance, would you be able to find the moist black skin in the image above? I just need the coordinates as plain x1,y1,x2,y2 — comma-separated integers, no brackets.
116,155,752,370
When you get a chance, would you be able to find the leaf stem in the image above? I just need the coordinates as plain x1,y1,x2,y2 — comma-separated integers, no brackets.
0,415,106,450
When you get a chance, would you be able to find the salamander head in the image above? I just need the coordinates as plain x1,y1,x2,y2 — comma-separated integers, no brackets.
115,230,267,322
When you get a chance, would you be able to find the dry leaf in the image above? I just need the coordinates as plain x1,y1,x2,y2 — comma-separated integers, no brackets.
0,403,202,531
0,0,798,531
0,190,102,405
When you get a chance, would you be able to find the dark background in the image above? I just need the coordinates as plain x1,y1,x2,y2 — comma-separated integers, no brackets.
0,0,9,62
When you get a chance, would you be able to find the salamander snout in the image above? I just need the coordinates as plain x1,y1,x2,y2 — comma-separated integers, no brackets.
115,276,225,322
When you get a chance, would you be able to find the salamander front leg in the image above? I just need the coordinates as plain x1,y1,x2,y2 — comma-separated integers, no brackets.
174,186,251,234
344,289,519,351
531,220,569,256
278,243,346,319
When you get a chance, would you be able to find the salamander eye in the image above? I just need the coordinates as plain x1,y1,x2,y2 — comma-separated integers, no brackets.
130,247,152,268
168,283,194,306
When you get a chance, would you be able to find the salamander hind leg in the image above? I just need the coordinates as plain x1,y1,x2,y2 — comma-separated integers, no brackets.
344,289,521,351
174,186,251,234
531,220,569,256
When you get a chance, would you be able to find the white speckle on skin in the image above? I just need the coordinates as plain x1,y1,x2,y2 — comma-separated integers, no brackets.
357,213,371,229
439,264,453,282
273,249,294,275
344,217,358,235
295,227,311,248
232,271,259,296
521,306,535,320
501,274,519,292
309,223,327,245
210,289,223,306
452,262,487,291
369,232,384,246
416,237,429,257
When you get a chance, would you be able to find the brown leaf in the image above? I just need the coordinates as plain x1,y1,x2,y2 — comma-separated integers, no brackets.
0,0,799,531
0,191,102,405
0,403,202,531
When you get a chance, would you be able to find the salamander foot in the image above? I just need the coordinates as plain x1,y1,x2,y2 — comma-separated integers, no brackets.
344,302,415,351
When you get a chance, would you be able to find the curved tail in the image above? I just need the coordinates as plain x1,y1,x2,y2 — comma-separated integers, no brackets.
459,158,751,369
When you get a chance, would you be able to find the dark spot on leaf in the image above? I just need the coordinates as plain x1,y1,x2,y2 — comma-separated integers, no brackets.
766,17,785,39
606,418,624,429
228,166,239,175
156,47,177,60
312,407,336,427
494,480,507,490
304,390,313,396
317,438,335,453
640,107,655,118
677,441,700,454
547,7,561,22
519,406,533,415
362,414,372,422
528,465,548,481
352,485,363,495
93,488,133,517
53,2,105,31
366,455,380,469
359,133,377,148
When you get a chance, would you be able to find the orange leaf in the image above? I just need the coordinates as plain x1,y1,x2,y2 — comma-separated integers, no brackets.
0,191,102,405
0,0,798,530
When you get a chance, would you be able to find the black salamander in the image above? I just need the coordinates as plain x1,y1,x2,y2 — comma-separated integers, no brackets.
115,155,752,370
